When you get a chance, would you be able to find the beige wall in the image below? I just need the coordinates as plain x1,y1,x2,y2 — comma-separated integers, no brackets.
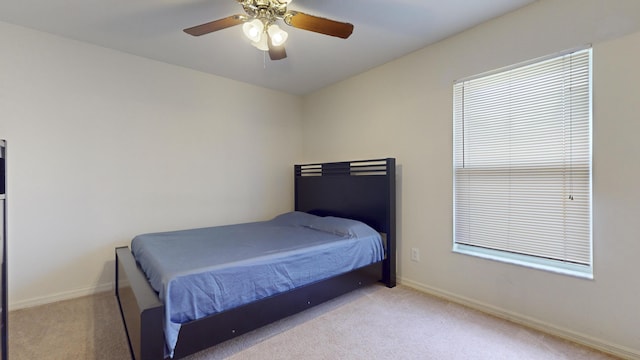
0,21,303,308
2,0,639,357
302,0,640,357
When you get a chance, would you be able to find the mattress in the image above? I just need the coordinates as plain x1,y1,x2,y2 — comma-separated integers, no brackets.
131,211,385,357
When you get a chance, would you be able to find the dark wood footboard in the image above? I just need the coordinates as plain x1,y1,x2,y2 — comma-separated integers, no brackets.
115,246,164,360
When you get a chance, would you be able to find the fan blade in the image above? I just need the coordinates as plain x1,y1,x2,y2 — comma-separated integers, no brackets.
267,33,287,60
184,15,246,36
285,11,354,39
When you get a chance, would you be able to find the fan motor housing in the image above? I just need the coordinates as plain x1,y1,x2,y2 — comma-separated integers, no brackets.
240,0,288,21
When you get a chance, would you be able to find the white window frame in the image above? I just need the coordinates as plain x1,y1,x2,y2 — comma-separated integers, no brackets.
452,47,593,278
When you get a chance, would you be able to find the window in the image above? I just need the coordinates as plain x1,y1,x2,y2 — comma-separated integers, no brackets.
453,48,592,277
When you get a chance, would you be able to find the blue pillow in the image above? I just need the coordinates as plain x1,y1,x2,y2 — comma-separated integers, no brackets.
307,216,377,239
270,211,320,227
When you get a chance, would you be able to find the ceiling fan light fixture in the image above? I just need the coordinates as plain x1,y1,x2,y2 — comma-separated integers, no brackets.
184,0,355,61
242,18,264,42
267,24,288,46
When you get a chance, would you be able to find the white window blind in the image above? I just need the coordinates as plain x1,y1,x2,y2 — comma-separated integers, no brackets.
453,48,592,273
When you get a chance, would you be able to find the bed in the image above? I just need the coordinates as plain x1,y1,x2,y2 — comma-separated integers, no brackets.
115,158,396,360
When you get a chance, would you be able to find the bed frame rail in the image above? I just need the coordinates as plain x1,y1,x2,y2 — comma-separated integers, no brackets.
172,261,381,358
116,247,383,360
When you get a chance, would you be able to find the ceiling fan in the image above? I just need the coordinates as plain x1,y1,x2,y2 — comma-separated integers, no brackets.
183,0,354,61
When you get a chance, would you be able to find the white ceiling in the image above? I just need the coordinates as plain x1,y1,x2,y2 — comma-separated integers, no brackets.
0,0,536,95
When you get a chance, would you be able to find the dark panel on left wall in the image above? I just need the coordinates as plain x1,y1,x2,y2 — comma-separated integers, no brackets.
1,139,7,360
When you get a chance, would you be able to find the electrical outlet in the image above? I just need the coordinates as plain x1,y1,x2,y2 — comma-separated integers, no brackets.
410,247,420,262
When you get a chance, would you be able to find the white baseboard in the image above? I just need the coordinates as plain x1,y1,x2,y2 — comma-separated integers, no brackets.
398,277,640,360
9,282,114,311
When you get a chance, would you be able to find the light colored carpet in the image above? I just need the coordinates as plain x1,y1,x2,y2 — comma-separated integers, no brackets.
8,285,619,360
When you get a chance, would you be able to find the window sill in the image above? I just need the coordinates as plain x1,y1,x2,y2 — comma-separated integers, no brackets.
453,244,593,280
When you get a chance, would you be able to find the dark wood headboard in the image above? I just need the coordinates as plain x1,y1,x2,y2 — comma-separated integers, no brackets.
294,158,396,287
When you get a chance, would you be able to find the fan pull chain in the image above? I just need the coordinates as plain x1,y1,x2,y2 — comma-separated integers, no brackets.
263,51,267,69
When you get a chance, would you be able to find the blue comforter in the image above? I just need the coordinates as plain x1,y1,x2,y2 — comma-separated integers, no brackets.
131,211,384,357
